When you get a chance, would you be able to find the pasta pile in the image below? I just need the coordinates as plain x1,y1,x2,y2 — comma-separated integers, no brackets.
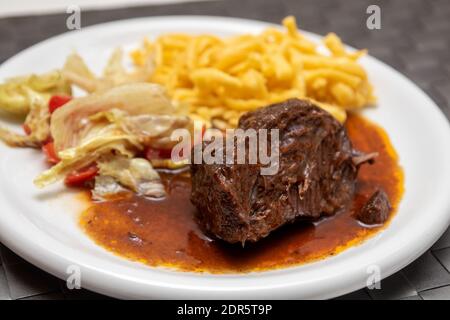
131,16,376,128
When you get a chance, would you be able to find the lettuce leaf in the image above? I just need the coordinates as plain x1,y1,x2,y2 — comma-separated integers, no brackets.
0,70,70,116
34,133,138,188
96,156,165,198
0,88,50,147
50,83,177,152
62,49,154,93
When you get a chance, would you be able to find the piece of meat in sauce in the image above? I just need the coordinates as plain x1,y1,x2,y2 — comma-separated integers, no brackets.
190,98,376,244
357,189,391,225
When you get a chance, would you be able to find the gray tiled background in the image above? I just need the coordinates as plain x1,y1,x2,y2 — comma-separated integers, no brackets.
0,0,449,300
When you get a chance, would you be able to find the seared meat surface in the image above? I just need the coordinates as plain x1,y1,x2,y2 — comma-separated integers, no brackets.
191,99,375,244
357,189,391,225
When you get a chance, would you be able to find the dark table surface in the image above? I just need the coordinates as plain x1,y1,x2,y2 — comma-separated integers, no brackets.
1,0,450,300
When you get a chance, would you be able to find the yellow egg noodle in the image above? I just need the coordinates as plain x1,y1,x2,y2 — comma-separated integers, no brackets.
131,16,375,127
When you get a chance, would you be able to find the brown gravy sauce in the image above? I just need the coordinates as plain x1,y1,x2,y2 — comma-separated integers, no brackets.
80,114,404,273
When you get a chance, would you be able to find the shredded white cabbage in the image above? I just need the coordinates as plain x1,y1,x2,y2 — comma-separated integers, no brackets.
35,83,192,190
0,89,50,147
96,156,165,198
50,83,177,152
0,70,71,116
62,49,154,93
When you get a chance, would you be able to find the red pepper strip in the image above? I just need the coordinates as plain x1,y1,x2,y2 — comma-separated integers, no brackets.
201,124,206,137
64,164,99,187
22,124,32,135
42,142,60,164
48,95,72,114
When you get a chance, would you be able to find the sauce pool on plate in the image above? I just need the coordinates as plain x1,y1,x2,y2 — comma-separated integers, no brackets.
80,114,404,273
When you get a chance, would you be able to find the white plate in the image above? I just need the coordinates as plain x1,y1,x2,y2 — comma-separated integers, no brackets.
0,16,449,300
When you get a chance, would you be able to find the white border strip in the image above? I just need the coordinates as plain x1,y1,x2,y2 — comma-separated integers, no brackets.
0,0,216,18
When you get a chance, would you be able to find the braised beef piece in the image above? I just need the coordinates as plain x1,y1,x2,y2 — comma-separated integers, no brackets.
190,99,376,244
357,189,391,225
